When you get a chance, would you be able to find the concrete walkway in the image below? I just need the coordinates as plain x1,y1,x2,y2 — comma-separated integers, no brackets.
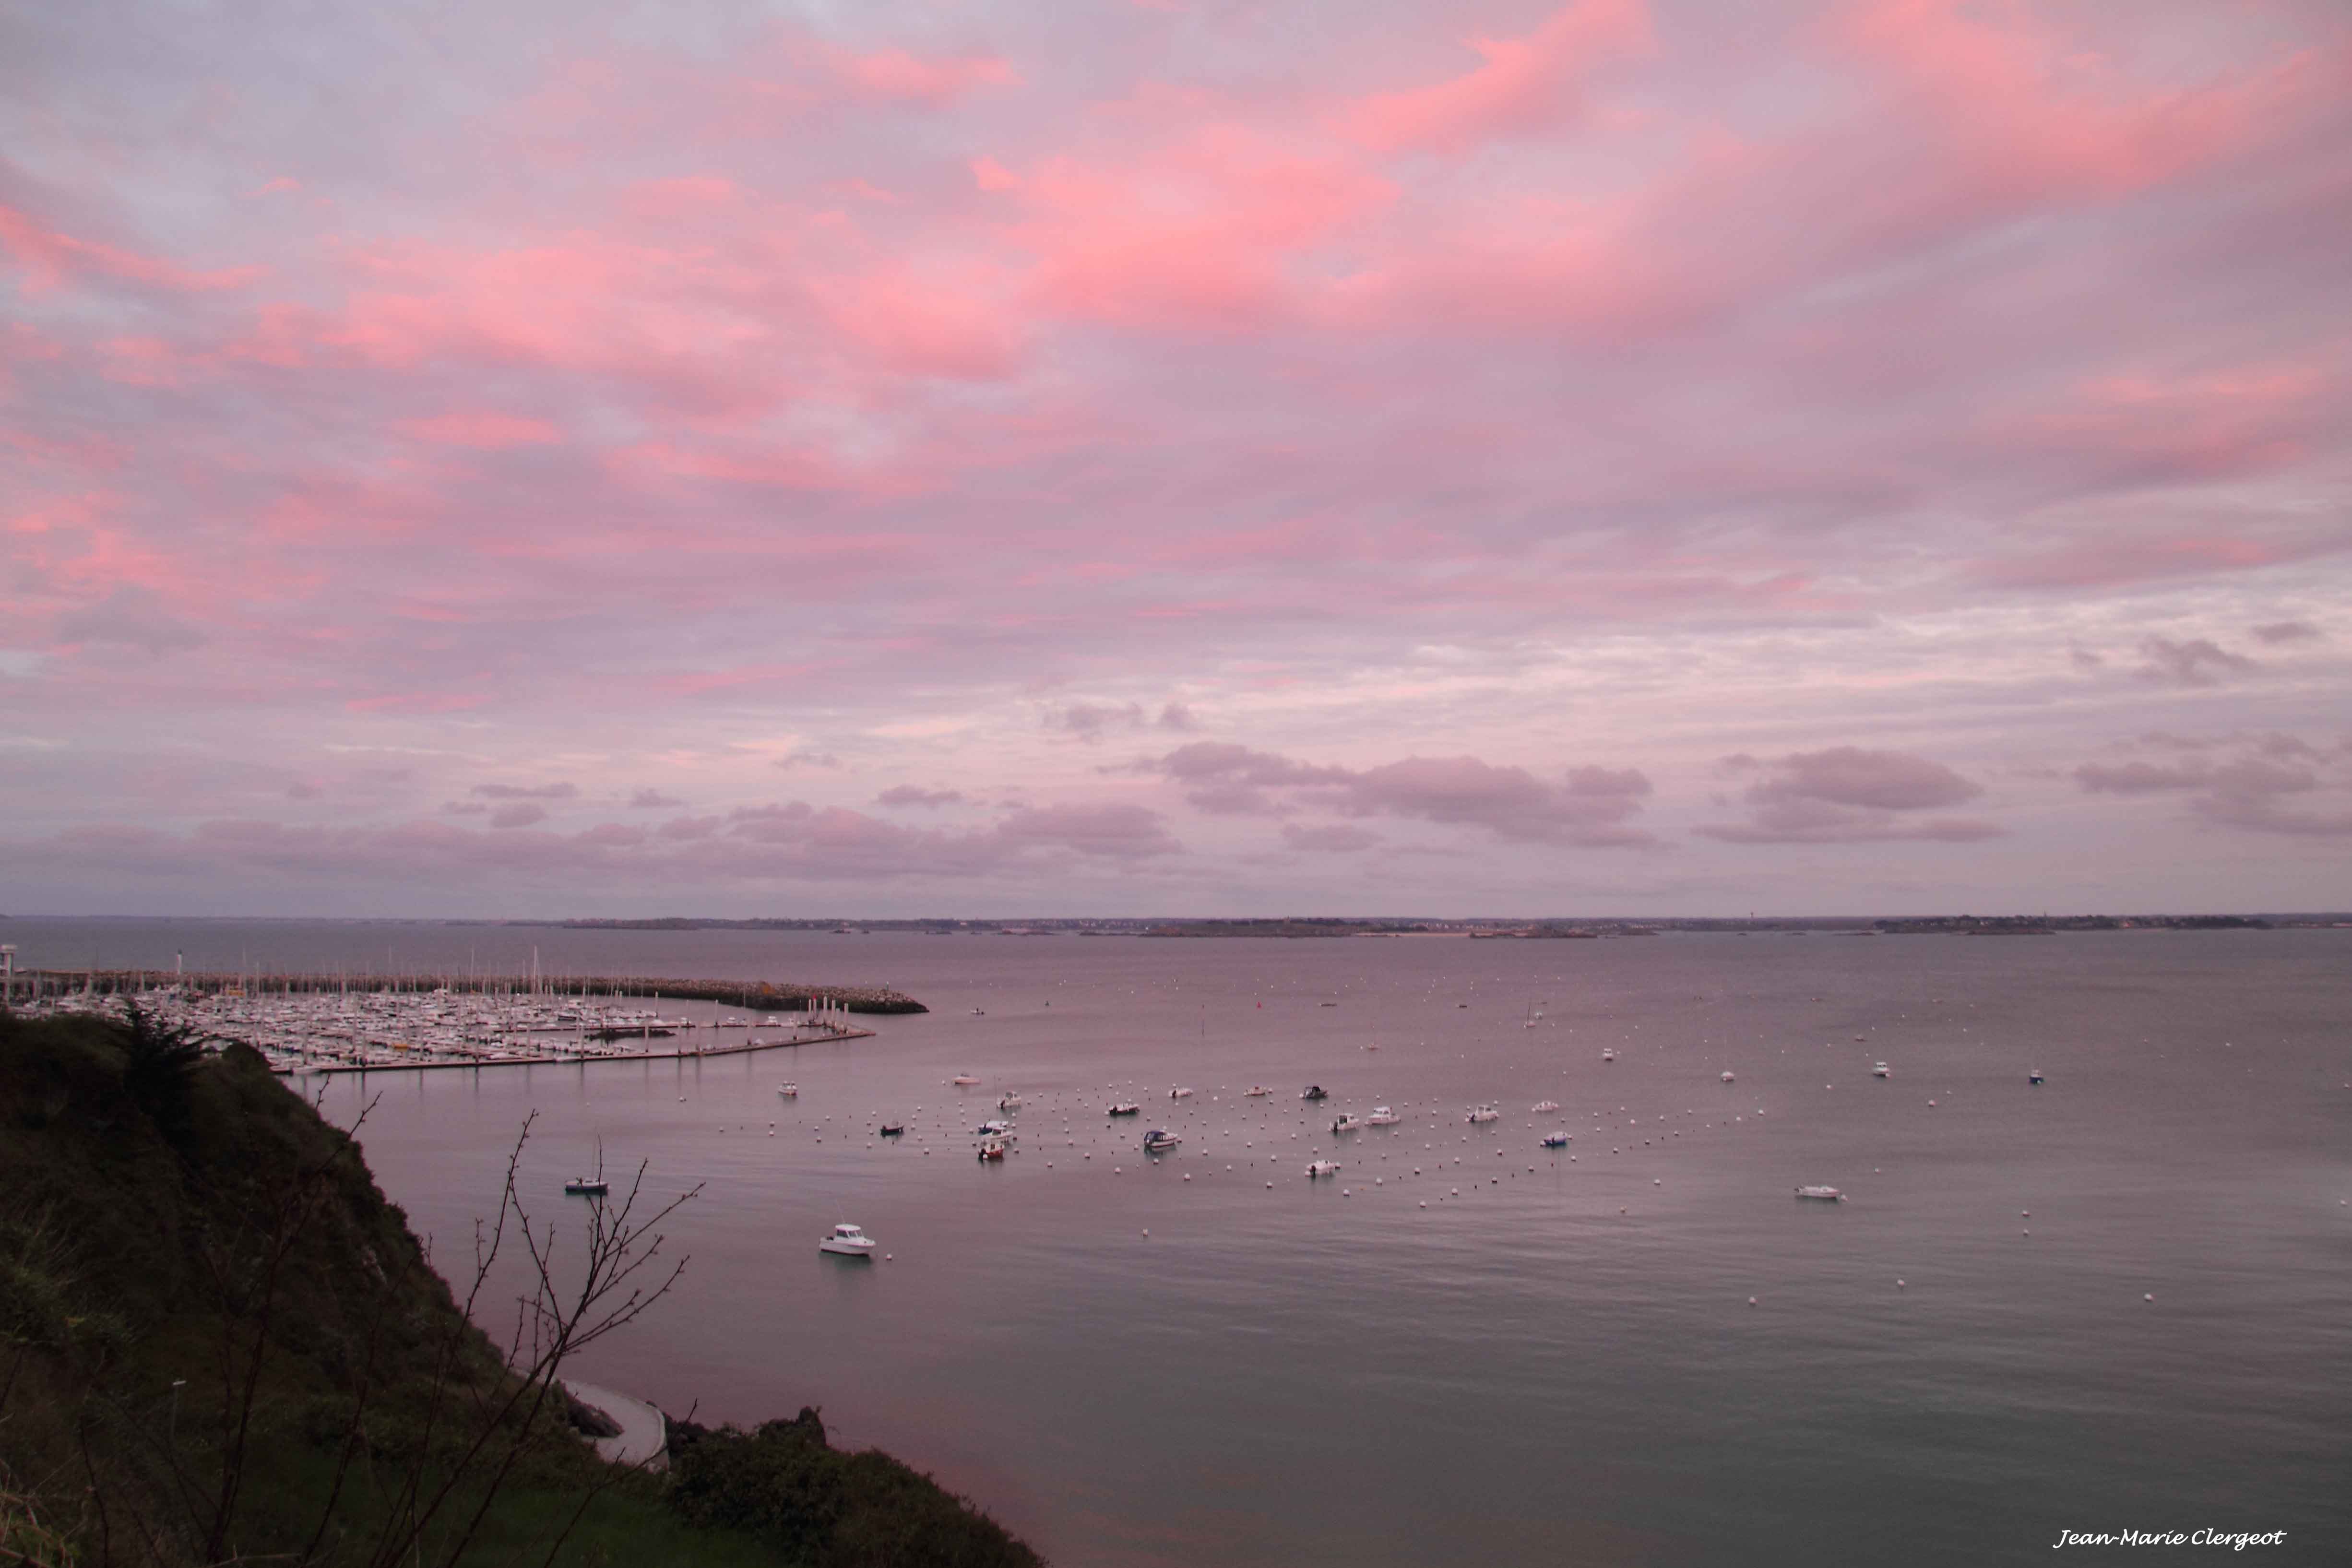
562,1379,668,1472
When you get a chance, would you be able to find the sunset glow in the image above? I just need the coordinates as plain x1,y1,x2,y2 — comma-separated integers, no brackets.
5,0,2348,914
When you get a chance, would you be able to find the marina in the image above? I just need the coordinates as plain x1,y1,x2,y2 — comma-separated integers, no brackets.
10,970,883,1074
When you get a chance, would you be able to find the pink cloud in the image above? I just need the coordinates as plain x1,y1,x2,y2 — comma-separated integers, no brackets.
395,412,563,448
825,46,1020,105
1340,0,1651,154
0,203,264,295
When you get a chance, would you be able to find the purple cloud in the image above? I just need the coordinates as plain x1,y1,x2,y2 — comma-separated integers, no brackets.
877,785,967,808
472,782,579,801
2135,637,2255,687
1699,748,1999,843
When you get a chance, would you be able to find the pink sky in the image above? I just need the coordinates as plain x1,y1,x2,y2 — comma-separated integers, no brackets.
3,0,2349,915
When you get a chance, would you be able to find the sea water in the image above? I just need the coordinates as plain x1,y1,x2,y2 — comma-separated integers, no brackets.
13,920,2349,1565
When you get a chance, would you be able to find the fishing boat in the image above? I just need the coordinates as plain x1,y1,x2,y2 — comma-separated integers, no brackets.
563,1177,608,1196
1466,1104,1500,1124
2028,1070,2044,1085
1794,1186,1845,1202
1142,1129,1182,1153
998,1092,1023,1110
777,1083,797,1097
1872,1062,1889,1078
1331,1114,1366,1134
1366,1105,1402,1125
1169,1086,1194,1099
1306,1159,1340,1178
975,1140,1007,1162
974,1119,1014,1138
1108,1102,1141,1116
1301,1085,1329,1101
1541,1133,1569,1149
819,1223,877,1256
878,1122,904,1137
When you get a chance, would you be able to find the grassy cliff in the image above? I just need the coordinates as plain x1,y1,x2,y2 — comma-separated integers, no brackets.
0,1009,1038,1567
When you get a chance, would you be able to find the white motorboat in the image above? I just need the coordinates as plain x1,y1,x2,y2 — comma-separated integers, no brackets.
777,1083,798,1097
1170,1086,1194,1099
1244,1085,1271,1097
1366,1106,1402,1125
1872,1062,1889,1078
1602,1049,1616,1062
1331,1114,1366,1134
563,1177,608,1196
1142,1129,1182,1153
1794,1186,1845,1202
1108,1102,1141,1116
974,1118,1014,1138
1721,1071,1735,1083
952,1074,981,1085
998,1092,1023,1109
1540,1133,1569,1149
1530,1100,1560,1114
1466,1105,1500,1124
1306,1159,1341,1178
820,1223,878,1256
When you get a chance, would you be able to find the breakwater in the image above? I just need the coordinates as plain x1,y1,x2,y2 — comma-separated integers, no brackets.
5,969,928,1014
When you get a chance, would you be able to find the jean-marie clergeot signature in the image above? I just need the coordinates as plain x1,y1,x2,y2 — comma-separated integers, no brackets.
2053,1529,2287,1550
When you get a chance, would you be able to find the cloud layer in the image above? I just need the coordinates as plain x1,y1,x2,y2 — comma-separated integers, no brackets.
3,0,2349,913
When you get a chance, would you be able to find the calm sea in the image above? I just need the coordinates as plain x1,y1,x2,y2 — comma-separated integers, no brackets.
12,919,2349,1566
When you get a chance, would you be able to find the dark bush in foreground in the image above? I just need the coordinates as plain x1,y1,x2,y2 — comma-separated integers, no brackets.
669,1411,1040,1568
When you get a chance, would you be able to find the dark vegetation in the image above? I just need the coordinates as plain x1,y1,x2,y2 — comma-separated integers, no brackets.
0,1008,1038,1566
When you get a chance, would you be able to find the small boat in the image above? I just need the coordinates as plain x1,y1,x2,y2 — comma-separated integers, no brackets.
1306,1159,1341,1177
1872,1062,1889,1078
1466,1105,1500,1124
2028,1070,2044,1085
819,1223,877,1256
878,1123,904,1137
1530,1100,1560,1114
1170,1086,1194,1099
971,1008,986,1015
777,1083,798,1097
998,1093,1023,1110
1108,1102,1141,1116
1602,1049,1616,1062
1541,1134,1569,1149
1142,1129,1182,1153
563,1177,608,1197
974,1119,1014,1138
976,1140,1007,1162
952,1074,981,1086
1331,1114,1366,1134
1366,1106,1402,1126
1794,1186,1844,1202
1244,1086,1271,1097
1302,1085,1329,1101
1721,1071,1735,1083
